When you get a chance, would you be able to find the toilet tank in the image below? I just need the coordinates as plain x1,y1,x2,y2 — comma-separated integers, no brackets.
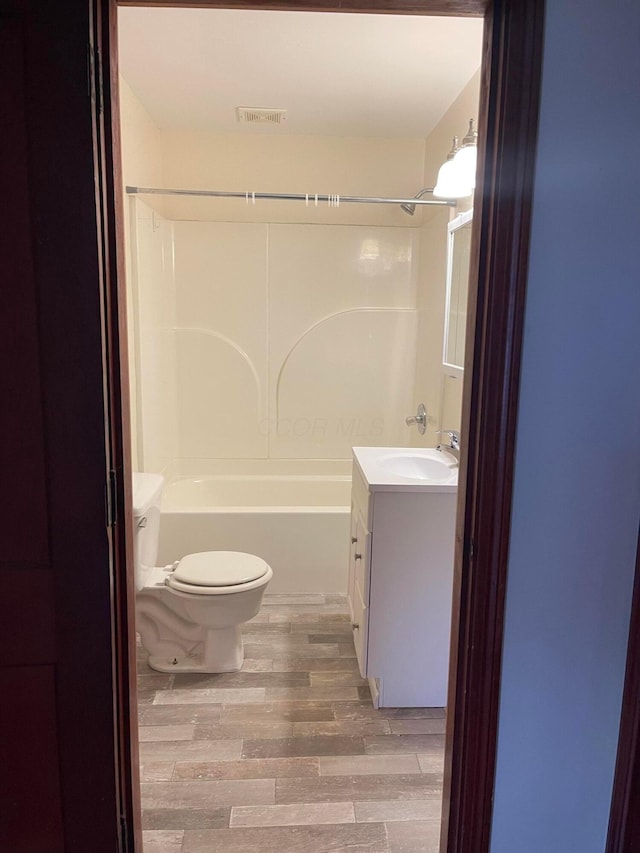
132,472,164,590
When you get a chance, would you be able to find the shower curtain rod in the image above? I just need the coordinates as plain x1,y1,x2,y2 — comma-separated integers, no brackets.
125,186,457,208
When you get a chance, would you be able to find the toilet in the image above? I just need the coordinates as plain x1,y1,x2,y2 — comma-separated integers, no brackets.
132,472,273,673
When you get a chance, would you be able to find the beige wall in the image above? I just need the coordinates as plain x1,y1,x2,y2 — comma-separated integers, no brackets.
119,76,164,193
411,70,481,446
160,132,425,227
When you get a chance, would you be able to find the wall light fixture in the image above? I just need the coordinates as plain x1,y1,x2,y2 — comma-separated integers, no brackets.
433,119,478,200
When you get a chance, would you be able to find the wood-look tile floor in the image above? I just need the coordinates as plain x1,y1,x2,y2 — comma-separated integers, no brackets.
138,594,445,853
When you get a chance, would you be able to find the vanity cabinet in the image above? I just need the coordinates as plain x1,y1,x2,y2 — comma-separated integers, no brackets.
348,450,457,708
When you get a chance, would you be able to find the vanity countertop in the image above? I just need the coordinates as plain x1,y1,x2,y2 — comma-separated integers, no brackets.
352,446,458,493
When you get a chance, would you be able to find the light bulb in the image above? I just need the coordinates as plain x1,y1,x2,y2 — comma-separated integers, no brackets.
452,119,478,191
433,158,473,199
453,144,477,191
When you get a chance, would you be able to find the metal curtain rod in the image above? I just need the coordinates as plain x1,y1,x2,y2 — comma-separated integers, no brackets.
125,186,456,208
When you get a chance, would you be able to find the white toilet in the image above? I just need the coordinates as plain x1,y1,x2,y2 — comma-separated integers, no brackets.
132,472,273,673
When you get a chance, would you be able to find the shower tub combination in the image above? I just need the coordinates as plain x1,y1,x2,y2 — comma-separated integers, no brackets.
158,464,352,594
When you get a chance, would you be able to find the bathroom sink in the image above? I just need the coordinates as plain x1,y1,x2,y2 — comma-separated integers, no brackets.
378,453,455,482
352,446,458,492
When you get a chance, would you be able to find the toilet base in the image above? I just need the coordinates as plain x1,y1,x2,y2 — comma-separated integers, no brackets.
148,625,244,673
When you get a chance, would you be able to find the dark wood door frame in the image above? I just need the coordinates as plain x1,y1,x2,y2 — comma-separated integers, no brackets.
1,0,140,849
101,1,545,851
95,0,143,849
442,2,545,849
606,526,640,853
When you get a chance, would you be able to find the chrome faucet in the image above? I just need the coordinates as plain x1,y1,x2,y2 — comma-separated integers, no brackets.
436,429,461,458
405,403,427,435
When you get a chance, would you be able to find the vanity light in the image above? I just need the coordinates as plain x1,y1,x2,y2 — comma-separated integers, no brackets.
453,118,479,191
433,136,473,199
433,119,478,200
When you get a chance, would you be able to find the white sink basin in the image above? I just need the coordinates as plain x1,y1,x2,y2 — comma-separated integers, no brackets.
352,446,458,492
378,453,455,482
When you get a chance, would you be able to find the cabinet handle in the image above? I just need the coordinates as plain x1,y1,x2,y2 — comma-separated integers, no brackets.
352,622,359,630
355,553,362,561
351,536,358,544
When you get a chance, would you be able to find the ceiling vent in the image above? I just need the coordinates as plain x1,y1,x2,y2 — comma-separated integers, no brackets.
236,106,287,125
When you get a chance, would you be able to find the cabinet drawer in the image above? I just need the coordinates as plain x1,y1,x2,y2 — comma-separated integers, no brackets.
351,462,372,529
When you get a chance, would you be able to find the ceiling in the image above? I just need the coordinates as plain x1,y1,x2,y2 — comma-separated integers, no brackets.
118,8,483,139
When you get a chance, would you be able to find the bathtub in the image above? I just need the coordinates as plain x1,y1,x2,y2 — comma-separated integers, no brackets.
157,467,352,594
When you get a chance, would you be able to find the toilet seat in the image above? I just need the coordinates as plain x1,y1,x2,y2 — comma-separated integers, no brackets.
166,551,271,596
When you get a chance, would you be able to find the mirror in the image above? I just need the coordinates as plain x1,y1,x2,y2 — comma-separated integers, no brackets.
443,209,473,373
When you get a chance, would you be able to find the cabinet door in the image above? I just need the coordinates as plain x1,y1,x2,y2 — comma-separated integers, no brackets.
354,524,372,602
351,511,371,676
347,504,358,621
353,574,369,677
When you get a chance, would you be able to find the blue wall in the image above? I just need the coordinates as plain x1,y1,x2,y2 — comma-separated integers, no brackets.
490,1,640,850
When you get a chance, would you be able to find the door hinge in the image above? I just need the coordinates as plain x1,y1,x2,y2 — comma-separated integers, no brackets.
105,469,118,528
87,42,103,114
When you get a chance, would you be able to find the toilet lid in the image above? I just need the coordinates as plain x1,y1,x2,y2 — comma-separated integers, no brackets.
173,551,269,588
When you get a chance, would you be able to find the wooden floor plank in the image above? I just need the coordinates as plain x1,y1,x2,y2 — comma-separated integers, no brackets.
137,595,445,849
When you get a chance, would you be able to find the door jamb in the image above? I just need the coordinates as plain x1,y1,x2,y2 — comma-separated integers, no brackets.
442,2,545,849
99,2,546,851
93,1,142,850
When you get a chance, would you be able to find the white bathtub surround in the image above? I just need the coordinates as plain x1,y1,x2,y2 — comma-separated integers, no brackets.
130,201,421,467
158,465,351,595
129,201,178,474
173,221,268,460
266,224,418,459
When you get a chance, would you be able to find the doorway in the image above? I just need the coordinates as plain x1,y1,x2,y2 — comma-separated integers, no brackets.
120,10,483,849
100,1,544,851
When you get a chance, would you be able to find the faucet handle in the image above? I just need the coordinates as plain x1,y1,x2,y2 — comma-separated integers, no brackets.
405,403,428,435
436,429,460,448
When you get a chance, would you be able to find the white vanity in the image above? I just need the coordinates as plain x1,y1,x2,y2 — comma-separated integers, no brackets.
348,447,458,708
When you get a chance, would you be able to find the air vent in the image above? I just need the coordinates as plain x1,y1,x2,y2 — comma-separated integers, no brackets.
236,106,287,125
